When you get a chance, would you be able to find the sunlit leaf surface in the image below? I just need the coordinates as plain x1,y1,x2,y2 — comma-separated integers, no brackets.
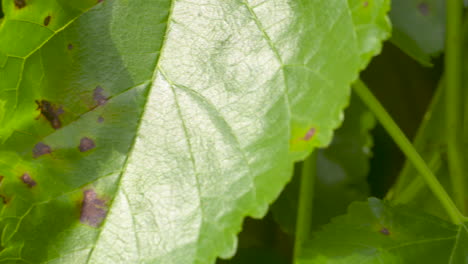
0,0,390,263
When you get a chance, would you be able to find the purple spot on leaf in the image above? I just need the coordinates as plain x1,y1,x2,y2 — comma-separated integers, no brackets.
44,15,51,26
363,1,368,7
380,227,390,236
21,173,36,188
97,116,104,123
93,86,108,106
33,142,52,158
68,44,73,50
14,0,26,8
80,189,107,227
418,2,430,16
79,137,95,152
302,127,316,141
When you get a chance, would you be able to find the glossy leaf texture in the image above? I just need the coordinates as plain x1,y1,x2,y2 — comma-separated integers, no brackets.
389,0,445,66
298,198,468,264
0,0,390,263
272,93,376,234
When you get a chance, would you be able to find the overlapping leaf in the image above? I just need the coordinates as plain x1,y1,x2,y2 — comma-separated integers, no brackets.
0,0,390,263
390,0,445,65
297,198,468,264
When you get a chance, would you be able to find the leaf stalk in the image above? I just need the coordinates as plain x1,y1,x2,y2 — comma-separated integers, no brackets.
446,0,466,214
353,80,464,224
294,151,317,262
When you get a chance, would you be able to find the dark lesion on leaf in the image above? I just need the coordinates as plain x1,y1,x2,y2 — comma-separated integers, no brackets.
79,137,96,152
418,2,430,16
14,0,26,9
43,15,51,26
80,189,108,227
302,127,316,141
93,86,108,106
97,116,104,123
33,142,52,158
379,227,390,236
0,194,9,204
35,99,64,129
67,43,74,50
20,173,37,188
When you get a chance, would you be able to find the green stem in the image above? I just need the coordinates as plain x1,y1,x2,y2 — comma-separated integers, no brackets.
394,154,442,204
446,0,466,214
353,80,463,224
294,151,317,262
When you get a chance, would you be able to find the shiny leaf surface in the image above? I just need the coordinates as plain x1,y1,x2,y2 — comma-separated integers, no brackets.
0,0,390,263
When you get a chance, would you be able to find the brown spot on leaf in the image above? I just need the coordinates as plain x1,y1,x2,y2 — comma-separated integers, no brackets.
97,116,104,123
43,15,51,26
80,189,107,227
79,137,95,152
14,0,26,9
363,1,368,7
418,2,430,16
33,142,52,158
21,173,36,188
380,227,390,236
302,127,316,141
93,86,108,106
67,44,73,50
35,100,63,129
97,0,104,2
0,194,9,204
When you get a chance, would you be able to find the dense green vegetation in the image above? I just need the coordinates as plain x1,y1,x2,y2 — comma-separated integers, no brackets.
0,0,465,263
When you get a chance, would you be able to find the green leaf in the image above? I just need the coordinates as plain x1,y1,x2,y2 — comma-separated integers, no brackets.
389,0,445,66
0,0,390,263
298,198,468,264
272,93,376,234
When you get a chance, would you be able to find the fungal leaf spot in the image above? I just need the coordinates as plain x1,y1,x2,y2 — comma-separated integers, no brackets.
80,189,107,227
33,142,52,158
21,173,37,188
14,0,26,9
44,15,51,26
0,194,8,204
302,127,316,141
93,86,108,106
363,1,368,7
79,137,95,152
97,116,104,123
35,100,63,129
380,227,390,236
67,44,73,50
418,2,430,16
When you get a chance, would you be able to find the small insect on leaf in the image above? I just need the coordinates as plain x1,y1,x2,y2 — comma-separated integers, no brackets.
35,100,63,129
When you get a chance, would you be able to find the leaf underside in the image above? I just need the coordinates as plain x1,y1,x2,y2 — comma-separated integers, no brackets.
0,0,390,263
